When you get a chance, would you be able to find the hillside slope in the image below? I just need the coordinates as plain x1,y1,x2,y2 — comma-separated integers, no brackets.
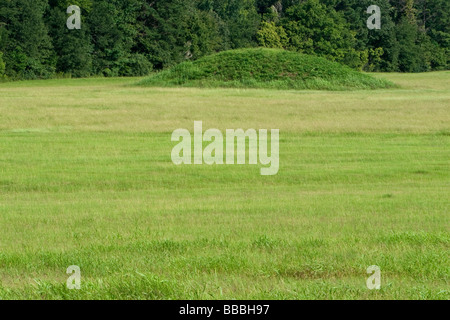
138,48,395,90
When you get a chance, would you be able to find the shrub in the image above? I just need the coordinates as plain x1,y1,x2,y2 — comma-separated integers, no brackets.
117,54,153,77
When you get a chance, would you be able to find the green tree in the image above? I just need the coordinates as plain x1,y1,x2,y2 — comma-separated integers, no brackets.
0,0,55,79
198,0,260,49
47,3,93,77
255,0,279,17
334,0,400,71
281,0,364,68
387,0,447,71
416,0,450,68
87,0,126,76
257,21,288,48
183,9,223,60
0,0,448,79
133,0,190,69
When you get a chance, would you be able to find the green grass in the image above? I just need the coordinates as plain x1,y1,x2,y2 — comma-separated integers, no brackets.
138,48,395,90
0,72,449,300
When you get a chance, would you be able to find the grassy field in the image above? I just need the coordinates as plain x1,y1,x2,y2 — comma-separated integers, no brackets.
0,72,448,299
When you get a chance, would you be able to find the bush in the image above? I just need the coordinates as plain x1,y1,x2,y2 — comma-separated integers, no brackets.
117,54,153,77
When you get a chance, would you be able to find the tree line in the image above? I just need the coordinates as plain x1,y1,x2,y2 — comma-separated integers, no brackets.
0,0,448,80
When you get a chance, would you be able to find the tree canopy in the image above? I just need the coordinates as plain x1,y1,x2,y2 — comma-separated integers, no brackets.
0,0,448,79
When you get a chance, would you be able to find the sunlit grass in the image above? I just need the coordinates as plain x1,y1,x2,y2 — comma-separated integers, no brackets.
0,72,448,299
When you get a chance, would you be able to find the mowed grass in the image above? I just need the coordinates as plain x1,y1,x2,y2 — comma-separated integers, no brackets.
0,72,448,300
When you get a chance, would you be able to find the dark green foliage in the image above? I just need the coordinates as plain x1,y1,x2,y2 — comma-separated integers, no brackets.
0,51,5,78
88,0,124,75
0,0,448,80
116,53,152,76
198,0,261,49
138,48,395,90
333,0,400,71
281,0,364,69
133,0,197,69
0,0,55,79
0,31,4,78
335,0,448,72
47,6,92,77
255,0,279,16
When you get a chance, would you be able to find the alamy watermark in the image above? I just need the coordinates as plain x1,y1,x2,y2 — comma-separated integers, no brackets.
367,5,381,30
366,265,381,290
171,121,279,176
66,265,81,290
67,5,81,30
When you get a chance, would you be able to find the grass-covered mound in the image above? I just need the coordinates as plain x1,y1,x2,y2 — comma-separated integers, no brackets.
138,48,395,90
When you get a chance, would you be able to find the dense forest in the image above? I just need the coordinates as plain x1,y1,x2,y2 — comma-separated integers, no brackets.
0,0,448,80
